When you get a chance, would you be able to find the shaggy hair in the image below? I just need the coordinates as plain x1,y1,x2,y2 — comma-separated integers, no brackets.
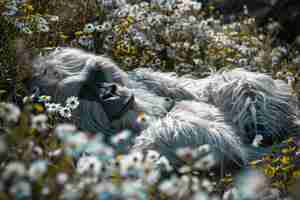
30,47,299,168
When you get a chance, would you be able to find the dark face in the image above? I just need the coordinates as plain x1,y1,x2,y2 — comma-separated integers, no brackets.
29,76,60,98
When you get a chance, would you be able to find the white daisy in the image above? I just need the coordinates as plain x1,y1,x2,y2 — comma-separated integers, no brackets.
59,107,72,118
102,22,112,31
76,156,103,175
45,103,61,113
2,8,18,16
65,96,79,110
95,24,104,32
193,153,216,170
83,23,95,33
78,36,94,48
37,16,48,25
37,23,50,32
145,150,160,164
120,151,144,176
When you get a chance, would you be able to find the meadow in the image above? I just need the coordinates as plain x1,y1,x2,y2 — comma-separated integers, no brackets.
0,0,300,199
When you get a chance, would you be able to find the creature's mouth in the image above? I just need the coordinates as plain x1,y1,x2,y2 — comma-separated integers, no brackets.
96,82,135,121
105,94,135,121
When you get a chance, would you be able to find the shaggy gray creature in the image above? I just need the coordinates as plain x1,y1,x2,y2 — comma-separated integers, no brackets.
30,47,299,168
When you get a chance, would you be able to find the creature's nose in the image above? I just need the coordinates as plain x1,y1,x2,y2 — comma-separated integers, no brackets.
165,97,172,102
98,83,118,100
164,97,175,111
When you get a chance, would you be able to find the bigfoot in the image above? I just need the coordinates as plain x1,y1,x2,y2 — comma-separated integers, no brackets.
29,47,299,168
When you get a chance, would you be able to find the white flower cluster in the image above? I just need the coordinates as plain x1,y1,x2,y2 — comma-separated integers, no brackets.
2,0,27,16
45,96,79,118
2,0,60,35
0,109,290,200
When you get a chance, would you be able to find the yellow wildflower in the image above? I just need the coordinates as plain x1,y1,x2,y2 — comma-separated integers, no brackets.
263,155,273,161
292,170,300,177
271,181,285,189
285,137,295,144
282,164,294,170
75,31,84,37
208,5,215,11
116,154,124,161
23,4,34,13
281,146,296,154
280,156,291,165
111,171,121,185
264,165,277,177
60,34,69,40
33,103,44,113
127,16,135,24
138,112,145,120
221,176,233,184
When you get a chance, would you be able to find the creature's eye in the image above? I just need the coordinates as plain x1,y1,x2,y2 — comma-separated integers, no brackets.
165,97,172,102
53,71,60,78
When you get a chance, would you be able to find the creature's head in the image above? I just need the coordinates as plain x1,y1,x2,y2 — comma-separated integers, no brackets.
30,48,129,98
29,48,174,137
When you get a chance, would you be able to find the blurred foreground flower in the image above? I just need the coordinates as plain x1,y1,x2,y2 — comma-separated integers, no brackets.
55,123,77,139
9,180,32,199
0,103,21,123
2,162,26,181
76,156,104,176
31,114,48,132
0,137,7,154
28,160,48,181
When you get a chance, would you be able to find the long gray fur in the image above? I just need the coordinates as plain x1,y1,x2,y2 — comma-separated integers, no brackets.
30,47,299,168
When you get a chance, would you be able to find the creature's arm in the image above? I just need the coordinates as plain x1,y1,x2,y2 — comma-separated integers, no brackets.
91,56,130,86
78,99,116,136
129,68,196,100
